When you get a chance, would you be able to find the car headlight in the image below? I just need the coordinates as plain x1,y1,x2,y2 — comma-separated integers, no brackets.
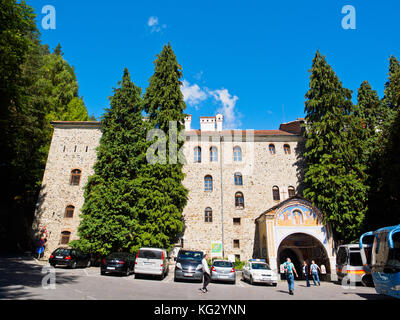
176,262,182,269
196,264,203,271
391,285,400,291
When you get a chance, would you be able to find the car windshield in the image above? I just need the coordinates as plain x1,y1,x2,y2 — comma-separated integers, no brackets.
53,248,71,256
213,261,233,267
251,263,270,270
138,249,162,259
178,251,203,261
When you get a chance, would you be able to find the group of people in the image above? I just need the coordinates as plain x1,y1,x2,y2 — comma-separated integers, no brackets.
283,258,322,295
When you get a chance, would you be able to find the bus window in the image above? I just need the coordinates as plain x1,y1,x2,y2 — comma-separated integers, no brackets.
349,252,363,266
387,233,400,269
373,232,390,272
337,247,348,265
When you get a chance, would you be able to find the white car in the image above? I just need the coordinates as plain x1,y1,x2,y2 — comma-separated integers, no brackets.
242,259,278,286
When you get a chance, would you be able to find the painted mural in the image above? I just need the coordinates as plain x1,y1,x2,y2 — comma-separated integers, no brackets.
275,204,320,226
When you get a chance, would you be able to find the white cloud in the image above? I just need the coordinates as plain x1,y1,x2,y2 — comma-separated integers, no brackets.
209,89,240,129
181,80,208,106
148,16,158,27
147,16,166,33
180,78,241,129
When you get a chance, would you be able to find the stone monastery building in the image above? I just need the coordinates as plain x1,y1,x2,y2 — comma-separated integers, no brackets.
33,115,337,279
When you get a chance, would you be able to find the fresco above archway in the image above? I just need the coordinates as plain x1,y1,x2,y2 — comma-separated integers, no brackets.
275,204,321,226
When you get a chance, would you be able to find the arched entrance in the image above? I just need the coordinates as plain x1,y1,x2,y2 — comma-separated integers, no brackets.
277,233,331,281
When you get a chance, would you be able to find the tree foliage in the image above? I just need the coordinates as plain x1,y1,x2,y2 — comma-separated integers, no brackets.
303,51,368,242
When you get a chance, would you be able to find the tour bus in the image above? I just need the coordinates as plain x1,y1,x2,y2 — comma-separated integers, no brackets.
370,224,400,299
359,231,375,286
336,244,365,284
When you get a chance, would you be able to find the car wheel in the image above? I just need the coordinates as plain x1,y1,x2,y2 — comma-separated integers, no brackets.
272,283,277,287
250,276,254,285
86,260,91,268
50,263,56,267
232,280,236,285
126,268,130,276
101,270,106,276
70,261,77,269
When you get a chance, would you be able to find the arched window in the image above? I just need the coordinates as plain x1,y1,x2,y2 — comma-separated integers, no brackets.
70,169,81,186
210,146,218,162
205,207,212,223
64,205,75,218
269,144,276,155
272,186,280,201
204,175,213,192
60,231,71,245
234,173,243,186
235,192,244,208
284,144,291,155
233,146,242,162
288,186,295,198
194,147,201,163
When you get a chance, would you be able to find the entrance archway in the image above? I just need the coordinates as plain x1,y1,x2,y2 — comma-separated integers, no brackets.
277,233,330,281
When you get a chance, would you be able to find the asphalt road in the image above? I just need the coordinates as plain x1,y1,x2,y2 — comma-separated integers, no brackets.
0,254,394,300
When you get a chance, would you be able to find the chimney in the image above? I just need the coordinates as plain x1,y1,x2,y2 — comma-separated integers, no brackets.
185,115,192,131
200,117,216,132
216,114,223,132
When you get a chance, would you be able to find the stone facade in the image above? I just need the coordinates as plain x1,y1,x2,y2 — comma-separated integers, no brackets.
33,116,305,262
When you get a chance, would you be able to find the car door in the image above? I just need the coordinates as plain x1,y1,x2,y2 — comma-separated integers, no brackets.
243,263,249,279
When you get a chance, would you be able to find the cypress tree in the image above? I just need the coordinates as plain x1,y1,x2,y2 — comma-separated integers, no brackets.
72,69,147,256
138,43,188,251
303,51,367,242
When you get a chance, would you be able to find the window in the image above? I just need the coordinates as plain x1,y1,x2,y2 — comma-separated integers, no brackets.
288,186,295,197
64,205,75,218
204,175,213,192
194,147,201,163
234,173,243,186
210,146,218,162
233,240,240,248
205,207,212,223
70,169,82,186
85,146,88,152
60,231,71,245
235,192,244,208
284,144,291,155
269,144,276,155
233,218,241,225
63,146,66,152
235,254,241,261
233,146,242,162
74,145,77,152
272,186,280,201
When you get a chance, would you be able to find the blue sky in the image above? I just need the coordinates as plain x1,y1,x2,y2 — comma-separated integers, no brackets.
31,0,400,130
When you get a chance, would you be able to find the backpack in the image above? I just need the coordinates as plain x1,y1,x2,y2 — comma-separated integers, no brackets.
284,262,293,274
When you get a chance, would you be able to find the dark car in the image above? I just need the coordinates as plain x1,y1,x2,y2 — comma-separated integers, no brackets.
49,247,91,269
174,250,204,282
101,252,136,276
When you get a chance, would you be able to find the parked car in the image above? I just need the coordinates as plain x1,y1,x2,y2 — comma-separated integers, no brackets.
210,260,236,284
174,250,204,282
134,247,169,280
101,252,136,276
242,259,278,286
49,247,91,269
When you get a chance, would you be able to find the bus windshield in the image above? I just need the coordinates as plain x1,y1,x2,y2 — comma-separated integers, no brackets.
349,252,363,266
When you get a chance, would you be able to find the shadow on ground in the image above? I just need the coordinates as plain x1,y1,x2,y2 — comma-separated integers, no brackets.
0,254,79,299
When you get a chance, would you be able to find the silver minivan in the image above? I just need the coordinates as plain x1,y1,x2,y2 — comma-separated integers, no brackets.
134,247,169,280
336,244,366,284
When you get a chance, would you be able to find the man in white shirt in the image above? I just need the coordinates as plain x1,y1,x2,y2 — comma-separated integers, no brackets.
200,253,211,293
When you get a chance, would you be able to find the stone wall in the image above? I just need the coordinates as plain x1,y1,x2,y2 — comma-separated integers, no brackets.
32,122,102,257
33,121,304,262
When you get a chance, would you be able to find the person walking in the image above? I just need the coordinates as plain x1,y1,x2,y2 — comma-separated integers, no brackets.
310,260,321,286
302,261,310,287
200,253,211,293
283,258,298,295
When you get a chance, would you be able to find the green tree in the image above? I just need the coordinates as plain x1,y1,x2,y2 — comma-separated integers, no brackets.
0,0,48,251
302,51,367,242
366,57,400,229
139,43,188,251
72,69,148,256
